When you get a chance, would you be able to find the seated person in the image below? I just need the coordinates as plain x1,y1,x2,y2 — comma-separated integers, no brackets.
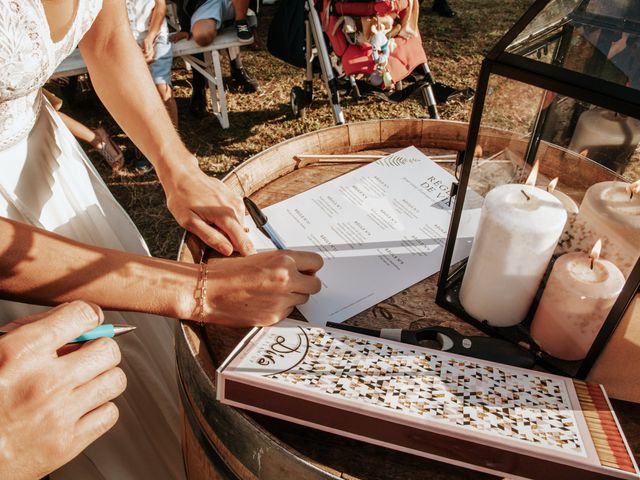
127,0,179,172
173,0,259,117
127,0,177,126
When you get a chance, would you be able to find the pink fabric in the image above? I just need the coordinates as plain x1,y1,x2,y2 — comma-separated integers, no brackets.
320,0,427,84
333,0,410,16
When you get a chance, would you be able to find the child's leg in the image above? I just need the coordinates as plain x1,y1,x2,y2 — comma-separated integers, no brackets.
192,19,218,46
189,0,226,45
148,33,178,125
232,0,250,21
156,84,178,127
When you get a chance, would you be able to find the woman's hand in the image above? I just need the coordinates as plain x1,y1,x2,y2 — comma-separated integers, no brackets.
169,31,189,43
188,250,323,327
79,2,250,257
161,162,255,257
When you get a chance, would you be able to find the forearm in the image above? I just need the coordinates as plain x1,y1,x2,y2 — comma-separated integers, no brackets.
79,0,198,184
147,1,167,40
0,217,198,319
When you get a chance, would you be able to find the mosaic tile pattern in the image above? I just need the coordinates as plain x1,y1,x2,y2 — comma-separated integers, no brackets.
263,326,584,455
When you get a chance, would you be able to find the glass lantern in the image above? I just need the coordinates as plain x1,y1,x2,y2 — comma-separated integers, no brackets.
435,0,640,379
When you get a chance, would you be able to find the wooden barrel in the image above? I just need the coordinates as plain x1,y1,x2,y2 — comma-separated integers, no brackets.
176,119,639,480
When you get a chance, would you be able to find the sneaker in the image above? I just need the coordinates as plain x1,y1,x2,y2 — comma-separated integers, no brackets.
235,20,254,42
134,157,154,174
432,0,456,17
125,147,155,174
231,65,260,93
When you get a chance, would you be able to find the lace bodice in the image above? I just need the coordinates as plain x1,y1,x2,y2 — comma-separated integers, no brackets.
0,0,102,149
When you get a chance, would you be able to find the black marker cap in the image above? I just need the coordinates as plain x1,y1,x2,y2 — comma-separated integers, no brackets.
243,197,268,227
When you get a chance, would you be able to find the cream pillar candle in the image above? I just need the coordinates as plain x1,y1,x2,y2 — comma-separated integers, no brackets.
530,241,625,361
459,166,567,327
574,180,640,277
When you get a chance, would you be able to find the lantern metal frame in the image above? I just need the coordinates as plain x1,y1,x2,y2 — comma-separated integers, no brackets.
435,0,640,378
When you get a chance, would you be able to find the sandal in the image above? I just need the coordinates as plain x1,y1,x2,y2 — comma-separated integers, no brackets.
93,127,124,171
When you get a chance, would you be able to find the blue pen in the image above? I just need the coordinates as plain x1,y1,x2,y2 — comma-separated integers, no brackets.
0,323,136,344
243,197,287,250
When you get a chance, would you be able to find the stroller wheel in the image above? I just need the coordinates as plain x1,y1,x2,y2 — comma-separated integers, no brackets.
290,86,307,119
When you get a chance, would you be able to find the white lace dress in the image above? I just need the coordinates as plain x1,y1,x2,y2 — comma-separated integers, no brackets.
0,2,184,478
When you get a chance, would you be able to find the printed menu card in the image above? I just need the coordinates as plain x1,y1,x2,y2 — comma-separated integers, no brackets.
247,146,482,324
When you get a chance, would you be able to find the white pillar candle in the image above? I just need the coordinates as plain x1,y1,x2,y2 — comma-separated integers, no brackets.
459,179,567,327
547,178,580,255
530,243,625,361
574,181,640,278
549,187,579,217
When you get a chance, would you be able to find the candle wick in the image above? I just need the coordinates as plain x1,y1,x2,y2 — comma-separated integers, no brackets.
520,189,531,201
590,257,594,270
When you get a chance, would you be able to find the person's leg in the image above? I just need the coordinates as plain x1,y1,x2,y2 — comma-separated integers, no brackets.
156,84,178,127
189,19,218,117
191,18,218,46
229,51,259,93
432,0,456,17
231,0,253,41
149,36,178,127
232,0,249,21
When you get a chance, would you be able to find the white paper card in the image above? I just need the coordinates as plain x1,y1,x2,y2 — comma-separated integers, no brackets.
247,146,482,325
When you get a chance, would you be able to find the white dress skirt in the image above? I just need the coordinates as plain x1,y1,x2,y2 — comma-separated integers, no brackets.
0,95,185,480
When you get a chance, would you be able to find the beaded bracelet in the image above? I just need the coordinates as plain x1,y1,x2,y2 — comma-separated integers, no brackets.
191,262,208,321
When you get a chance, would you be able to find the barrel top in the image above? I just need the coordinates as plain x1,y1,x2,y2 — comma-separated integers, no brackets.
177,119,638,480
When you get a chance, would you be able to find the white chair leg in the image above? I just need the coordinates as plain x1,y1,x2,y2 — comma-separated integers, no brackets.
204,50,229,129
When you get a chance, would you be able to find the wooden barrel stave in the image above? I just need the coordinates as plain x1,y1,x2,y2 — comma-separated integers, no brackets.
177,326,341,480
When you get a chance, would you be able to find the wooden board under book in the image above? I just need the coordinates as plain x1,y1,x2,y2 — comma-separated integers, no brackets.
217,319,639,480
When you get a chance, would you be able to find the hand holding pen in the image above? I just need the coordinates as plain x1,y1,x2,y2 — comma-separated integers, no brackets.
0,302,126,480
213,197,322,325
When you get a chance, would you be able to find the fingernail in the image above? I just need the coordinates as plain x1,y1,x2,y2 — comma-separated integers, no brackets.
85,302,105,324
218,244,233,256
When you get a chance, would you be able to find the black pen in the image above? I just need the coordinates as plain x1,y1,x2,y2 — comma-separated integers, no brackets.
325,322,536,368
243,197,286,250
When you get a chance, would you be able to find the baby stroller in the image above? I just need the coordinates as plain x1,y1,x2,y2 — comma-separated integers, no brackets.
268,0,439,124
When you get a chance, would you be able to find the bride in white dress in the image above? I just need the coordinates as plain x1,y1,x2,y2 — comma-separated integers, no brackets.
0,1,322,478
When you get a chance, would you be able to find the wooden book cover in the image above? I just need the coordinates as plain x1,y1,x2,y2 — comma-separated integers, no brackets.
217,319,639,480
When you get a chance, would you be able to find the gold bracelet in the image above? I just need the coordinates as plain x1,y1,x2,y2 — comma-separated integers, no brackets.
191,262,208,322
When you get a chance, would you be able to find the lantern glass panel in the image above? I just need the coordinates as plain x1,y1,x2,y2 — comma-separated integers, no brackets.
507,0,640,92
444,70,639,376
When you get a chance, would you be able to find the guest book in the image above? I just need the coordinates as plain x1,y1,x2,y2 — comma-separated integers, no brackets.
217,319,639,480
